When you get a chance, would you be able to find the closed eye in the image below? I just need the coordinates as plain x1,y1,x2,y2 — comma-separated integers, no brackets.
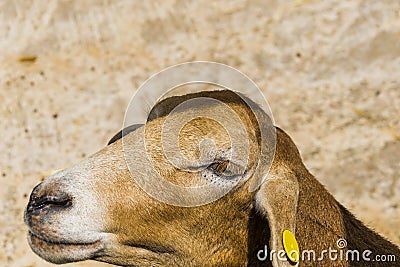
207,160,244,179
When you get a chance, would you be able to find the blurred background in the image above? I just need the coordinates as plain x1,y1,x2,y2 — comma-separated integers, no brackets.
0,1,399,266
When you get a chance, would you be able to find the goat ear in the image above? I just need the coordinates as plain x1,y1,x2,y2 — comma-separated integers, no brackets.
107,124,144,145
255,169,299,267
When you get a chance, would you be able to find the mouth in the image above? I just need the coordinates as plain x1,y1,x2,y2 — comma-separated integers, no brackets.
28,231,103,264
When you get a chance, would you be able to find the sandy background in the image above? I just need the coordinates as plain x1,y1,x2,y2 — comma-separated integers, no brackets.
0,1,399,266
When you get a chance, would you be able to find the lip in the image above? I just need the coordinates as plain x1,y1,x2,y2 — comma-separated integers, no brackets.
29,230,100,247
28,231,103,263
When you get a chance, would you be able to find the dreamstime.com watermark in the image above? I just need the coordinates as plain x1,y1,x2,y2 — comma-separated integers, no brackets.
257,238,397,263
122,61,276,207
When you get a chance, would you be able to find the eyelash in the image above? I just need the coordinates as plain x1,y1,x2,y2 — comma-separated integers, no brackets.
207,160,237,178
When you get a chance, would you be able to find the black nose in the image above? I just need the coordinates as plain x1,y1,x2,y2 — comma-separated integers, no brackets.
26,184,72,215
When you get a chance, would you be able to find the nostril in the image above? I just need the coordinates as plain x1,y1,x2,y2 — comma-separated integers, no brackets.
28,193,72,212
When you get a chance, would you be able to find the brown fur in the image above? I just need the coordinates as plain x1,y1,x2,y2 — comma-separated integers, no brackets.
25,90,400,266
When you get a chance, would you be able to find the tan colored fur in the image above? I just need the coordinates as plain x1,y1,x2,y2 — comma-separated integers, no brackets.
25,90,400,267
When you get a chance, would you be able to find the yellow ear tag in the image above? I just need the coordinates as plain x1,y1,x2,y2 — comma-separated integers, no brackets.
283,230,300,263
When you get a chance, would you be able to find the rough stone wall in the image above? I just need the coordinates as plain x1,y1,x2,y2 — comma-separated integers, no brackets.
0,1,399,266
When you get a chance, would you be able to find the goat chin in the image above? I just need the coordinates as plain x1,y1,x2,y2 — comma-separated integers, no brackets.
25,90,400,267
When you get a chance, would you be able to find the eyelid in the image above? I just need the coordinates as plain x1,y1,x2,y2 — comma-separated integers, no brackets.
207,159,245,178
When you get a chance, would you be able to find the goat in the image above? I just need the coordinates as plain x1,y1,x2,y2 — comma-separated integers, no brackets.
25,90,400,266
